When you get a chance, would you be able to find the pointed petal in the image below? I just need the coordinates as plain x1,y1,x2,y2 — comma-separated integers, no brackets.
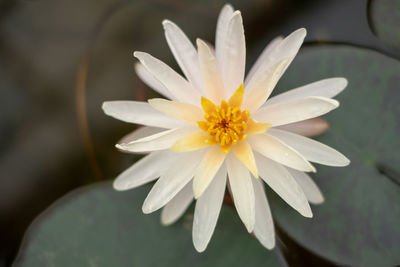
233,141,258,178
246,118,271,135
193,146,226,199
269,128,350,166
134,62,175,100
161,181,194,225
117,127,196,153
245,28,306,95
272,28,306,74
287,168,324,204
221,11,246,96
142,150,204,213
216,4,234,67
113,151,178,191
171,131,210,152
248,133,315,172
102,101,184,128
254,153,312,217
252,96,339,127
148,98,204,126
228,83,244,108
266,78,348,105
197,39,225,103
134,51,201,105
162,20,203,92
226,154,255,232
245,36,283,86
252,178,275,249
276,118,329,137
243,59,289,112
200,97,217,113
203,41,216,55
118,126,164,145
193,166,227,252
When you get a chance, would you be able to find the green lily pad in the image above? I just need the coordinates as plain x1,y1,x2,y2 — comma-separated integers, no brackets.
268,44,400,266
12,182,283,267
369,0,400,49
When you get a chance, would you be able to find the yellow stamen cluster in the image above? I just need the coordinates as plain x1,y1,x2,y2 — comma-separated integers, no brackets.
198,84,250,153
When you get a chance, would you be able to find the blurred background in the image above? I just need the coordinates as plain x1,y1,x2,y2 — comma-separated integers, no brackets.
1,0,399,266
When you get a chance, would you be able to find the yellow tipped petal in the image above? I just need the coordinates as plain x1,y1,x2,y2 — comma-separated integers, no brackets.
243,58,290,112
241,110,250,121
171,131,210,152
246,118,272,135
228,83,244,108
220,100,229,110
149,98,203,126
220,143,233,154
201,97,216,114
193,147,226,199
206,137,218,145
197,121,209,132
233,141,258,178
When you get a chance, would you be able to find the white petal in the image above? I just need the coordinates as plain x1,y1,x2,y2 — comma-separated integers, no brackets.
243,59,289,112
161,181,194,226
134,62,175,100
162,20,203,92
245,28,306,95
134,52,201,105
245,36,283,86
193,146,226,199
232,140,258,178
275,28,306,74
276,118,329,137
221,11,246,96
226,154,255,232
216,4,234,67
197,39,225,102
252,96,339,127
148,98,204,126
203,41,216,55
113,150,178,191
252,178,275,249
102,101,184,128
118,127,164,145
248,133,315,172
254,152,312,217
268,128,350,166
286,168,324,204
117,127,196,153
193,166,227,252
142,150,204,213
266,78,348,105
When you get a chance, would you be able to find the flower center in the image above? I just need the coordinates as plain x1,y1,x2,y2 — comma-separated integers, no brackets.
198,84,249,153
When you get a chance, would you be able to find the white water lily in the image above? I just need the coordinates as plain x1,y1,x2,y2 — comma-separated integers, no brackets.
103,4,350,252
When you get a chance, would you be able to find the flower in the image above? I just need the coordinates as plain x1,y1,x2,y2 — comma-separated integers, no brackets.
102,4,350,252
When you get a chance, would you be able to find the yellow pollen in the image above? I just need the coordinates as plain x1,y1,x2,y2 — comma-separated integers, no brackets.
198,84,249,153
